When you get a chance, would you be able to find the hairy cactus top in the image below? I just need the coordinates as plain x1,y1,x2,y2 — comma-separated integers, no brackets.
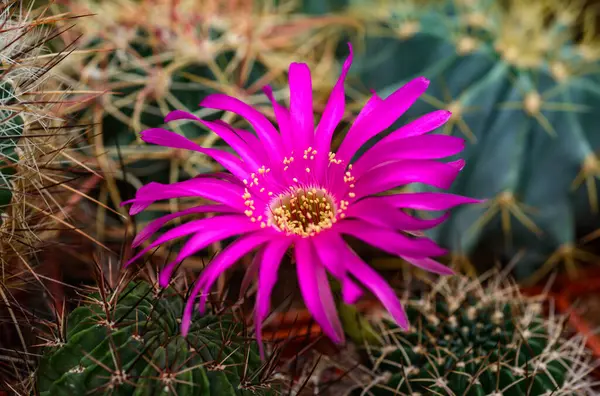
354,272,595,395
0,1,92,387
37,281,279,395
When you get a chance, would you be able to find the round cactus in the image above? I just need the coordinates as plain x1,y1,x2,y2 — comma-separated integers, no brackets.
355,273,595,395
36,281,278,395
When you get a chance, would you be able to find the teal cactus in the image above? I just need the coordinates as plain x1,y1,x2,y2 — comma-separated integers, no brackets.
36,281,280,395
353,271,595,395
315,0,600,282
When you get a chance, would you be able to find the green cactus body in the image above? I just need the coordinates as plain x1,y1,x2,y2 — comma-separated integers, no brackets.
355,274,593,395
319,0,600,280
37,282,277,395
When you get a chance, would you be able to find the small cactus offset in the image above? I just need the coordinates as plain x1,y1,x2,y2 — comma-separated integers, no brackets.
354,272,596,395
326,0,600,281
37,280,279,395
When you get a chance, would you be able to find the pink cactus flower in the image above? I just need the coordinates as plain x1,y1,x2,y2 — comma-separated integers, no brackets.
122,43,480,356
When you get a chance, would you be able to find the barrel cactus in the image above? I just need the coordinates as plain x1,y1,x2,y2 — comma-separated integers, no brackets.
36,281,279,395
321,0,600,282
354,272,595,395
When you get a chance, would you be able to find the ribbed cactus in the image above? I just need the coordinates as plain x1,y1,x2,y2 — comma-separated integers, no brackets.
37,281,279,395
354,272,595,395
321,0,600,282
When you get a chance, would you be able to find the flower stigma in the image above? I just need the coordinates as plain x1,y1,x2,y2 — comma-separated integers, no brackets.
268,186,339,237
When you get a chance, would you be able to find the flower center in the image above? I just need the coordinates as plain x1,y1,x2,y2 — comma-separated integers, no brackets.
269,186,338,237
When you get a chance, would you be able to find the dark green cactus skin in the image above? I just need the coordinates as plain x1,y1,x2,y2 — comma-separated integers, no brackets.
309,0,600,279
358,286,573,395
37,282,277,395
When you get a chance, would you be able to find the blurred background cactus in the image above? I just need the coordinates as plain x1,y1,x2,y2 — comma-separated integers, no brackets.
301,0,600,283
37,279,281,395
351,271,596,395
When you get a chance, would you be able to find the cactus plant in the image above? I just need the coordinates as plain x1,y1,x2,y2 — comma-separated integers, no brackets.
0,1,94,267
36,280,280,395
353,271,596,395
0,1,96,388
318,0,600,282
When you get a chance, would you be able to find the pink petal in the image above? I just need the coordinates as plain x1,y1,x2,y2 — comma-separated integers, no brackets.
380,192,484,211
341,245,409,329
383,110,451,141
335,219,447,258
164,109,201,123
342,277,363,305
255,238,293,358
125,215,255,267
336,77,430,164
200,93,284,161
295,238,344,344
400,256,454,275
240,249,263,299
312,233,364,304
141,128,249,179
199,238,276,310
158,220,262,287
198,120,265,169
121,178,246,215
181,232,273,337
354,91,383,126
448,159,466,171
133,204,235,247
263,85,293,154
345,198,450,231
233,128,266,158
353,135,465,179
288,63,314,150
255,238,292,319
351,160,461,199
324,91,381,190
314,43,353,177
165,111,268,168
198,232,278,309
311,232,346,279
